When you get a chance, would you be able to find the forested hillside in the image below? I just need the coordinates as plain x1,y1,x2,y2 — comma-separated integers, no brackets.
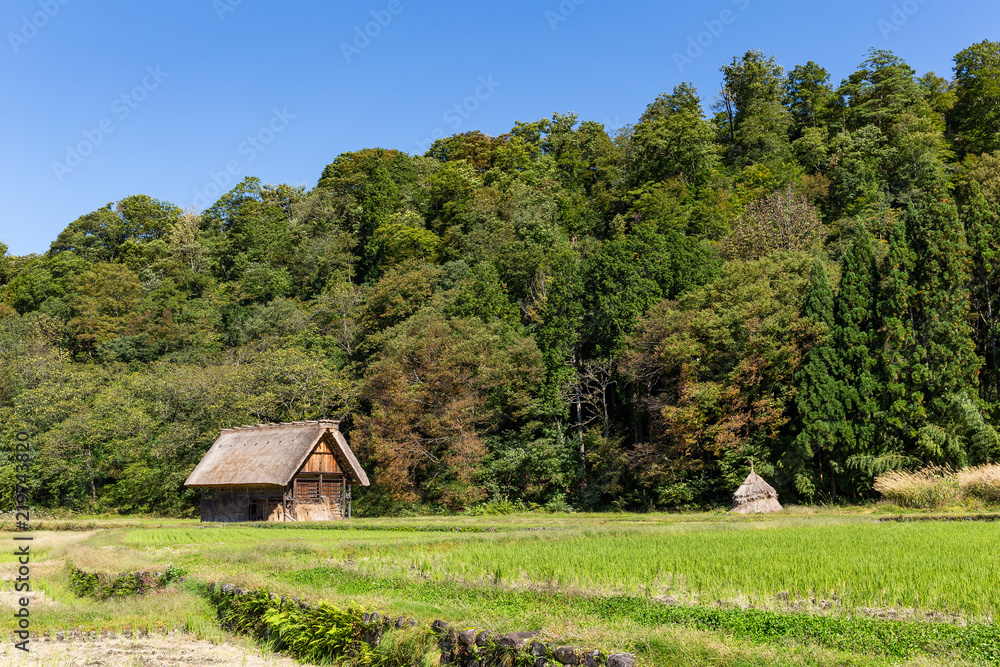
4,43,1000,515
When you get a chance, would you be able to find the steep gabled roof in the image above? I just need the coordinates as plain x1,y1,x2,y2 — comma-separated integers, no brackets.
184,421,370,488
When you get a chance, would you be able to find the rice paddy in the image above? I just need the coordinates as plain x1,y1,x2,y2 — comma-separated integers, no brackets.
343,521,1000,620
13,510,1000,665
110,516,1000,622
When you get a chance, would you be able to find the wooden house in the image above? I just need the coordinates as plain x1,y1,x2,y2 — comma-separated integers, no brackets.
184,420,370,522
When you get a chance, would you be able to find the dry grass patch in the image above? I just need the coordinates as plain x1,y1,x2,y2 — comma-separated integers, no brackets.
874,464,1000,508
873,466,960,508
958,464,1000,503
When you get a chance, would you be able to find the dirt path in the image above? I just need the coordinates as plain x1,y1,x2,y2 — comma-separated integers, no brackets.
0,633,303,666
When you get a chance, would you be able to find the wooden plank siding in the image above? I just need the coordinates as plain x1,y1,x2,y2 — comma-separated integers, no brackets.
299,436,342,474
200,486,285,522
293,476,344,502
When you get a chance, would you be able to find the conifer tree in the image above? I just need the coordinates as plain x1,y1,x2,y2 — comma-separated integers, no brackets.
906,189,981,465
907,191,979,419
787,257,840,500
831,223,879,495
960,180,1000,406
876,218,920,459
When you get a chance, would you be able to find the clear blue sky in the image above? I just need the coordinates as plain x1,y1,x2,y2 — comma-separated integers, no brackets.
2,0,998,255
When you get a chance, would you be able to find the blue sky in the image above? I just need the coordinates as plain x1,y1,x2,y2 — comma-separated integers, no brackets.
2,0,998,255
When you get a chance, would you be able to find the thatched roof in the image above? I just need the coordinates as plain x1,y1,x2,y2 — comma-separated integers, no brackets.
729,462,782,514
184,421,370,488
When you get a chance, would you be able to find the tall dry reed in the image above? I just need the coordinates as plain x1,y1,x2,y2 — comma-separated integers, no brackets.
872,466,960,508
958,464,1000,503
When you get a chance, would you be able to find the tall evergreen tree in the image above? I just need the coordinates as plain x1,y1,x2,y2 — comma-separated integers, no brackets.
875,218,920,462
951,39,1000,157
787,257,840,500
959,179,1000,406
908,192,979,413
831,223,879,495
907,189,981,465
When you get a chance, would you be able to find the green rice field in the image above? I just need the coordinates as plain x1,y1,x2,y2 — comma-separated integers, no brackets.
12,510,1000,665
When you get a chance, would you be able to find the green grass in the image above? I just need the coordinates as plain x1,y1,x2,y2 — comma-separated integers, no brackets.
277,566,1000,663
19,510,1000,665
332,520,1000,621
115,517,1000,622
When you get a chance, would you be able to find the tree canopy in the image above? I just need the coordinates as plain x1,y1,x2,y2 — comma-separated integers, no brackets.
3,42,1000,514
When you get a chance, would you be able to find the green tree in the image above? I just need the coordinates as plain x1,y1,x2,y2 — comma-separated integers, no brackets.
49,205,125,262
906,192,982,466
50,196,181,263
787,257,840,500
874,217,920,464
531,242,586,420
449,261,519,327
116,194,181,242
585,223,715,356
908,193,979,417
357,158,400,282
958,179,1000,405
714,50,794,169
67,264,143,356
833,49,949,213
425,130,499,173
951,39,1000,156
785,61,835,137
632,83,719,186
831,223,879,495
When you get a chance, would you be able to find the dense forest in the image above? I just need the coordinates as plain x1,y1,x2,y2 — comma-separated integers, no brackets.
4,42,1000,515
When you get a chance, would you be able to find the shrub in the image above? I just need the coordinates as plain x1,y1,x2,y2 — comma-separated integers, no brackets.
466,495,526,516
872,466,960,508
68,563,187,599
264,602,375,664
958,464,1000,503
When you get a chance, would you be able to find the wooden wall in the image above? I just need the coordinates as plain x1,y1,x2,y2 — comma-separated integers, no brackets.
293,474,345,519
199,486,284,523
300,437,342,474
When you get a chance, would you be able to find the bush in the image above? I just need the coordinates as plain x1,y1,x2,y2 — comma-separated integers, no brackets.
264,602,374,664
466,495,526,516
68,563,187,599
958,464,1000,503
872,466,960,508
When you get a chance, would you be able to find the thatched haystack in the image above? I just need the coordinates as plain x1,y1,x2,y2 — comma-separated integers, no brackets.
730,461,782,514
